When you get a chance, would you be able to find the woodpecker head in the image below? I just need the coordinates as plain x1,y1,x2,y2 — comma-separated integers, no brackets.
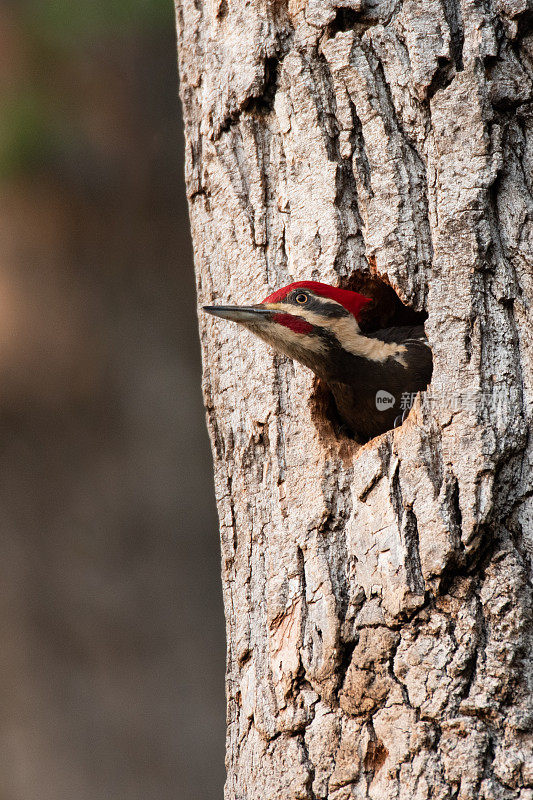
203,281,388,380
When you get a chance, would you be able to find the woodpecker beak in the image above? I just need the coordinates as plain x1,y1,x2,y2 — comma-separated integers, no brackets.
203,305,271,324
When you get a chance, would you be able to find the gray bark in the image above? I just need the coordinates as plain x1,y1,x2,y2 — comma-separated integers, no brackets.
175,1,533,797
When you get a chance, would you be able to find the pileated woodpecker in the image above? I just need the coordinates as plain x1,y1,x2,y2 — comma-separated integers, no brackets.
204,281,432,441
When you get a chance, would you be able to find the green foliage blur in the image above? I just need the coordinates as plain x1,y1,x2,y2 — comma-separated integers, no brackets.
0,0,173,180
23,0,170,44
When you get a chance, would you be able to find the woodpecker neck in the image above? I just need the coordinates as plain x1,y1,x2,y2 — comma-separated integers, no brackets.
247,314,407,385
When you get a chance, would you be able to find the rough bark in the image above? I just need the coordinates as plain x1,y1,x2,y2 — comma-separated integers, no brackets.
175,1,533,797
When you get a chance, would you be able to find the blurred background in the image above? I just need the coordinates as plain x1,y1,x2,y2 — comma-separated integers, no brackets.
0,1,225,799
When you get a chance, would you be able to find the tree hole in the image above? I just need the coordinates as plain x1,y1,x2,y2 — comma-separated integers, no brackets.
310,270,430,449
342,269,427,333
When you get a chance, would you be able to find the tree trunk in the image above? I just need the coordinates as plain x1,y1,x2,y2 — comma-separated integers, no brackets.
175,1,533,797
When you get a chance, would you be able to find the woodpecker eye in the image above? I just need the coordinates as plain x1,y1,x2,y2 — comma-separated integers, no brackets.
295,292,308,305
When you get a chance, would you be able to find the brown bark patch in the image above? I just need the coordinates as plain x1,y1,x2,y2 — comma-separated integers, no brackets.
363,737,388,774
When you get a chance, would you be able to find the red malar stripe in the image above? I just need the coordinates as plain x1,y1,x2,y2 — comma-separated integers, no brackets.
273,313,313,334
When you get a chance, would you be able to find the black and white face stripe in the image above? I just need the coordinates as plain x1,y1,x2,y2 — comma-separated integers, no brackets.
282,289,352,319
262,290,408,366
